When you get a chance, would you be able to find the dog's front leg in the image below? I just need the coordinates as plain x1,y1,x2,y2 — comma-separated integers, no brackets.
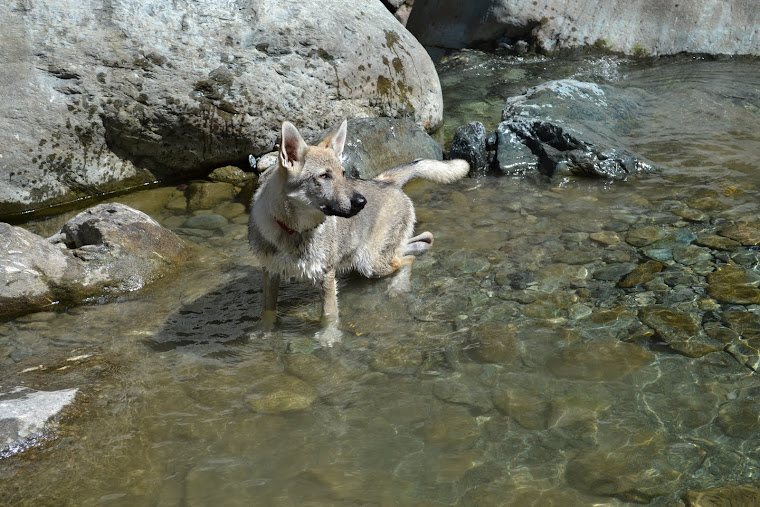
321,268,339,323
261,268,280,328
315,269,343,347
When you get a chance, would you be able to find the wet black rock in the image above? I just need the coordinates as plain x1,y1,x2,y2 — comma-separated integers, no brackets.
450,121,488,175
494,121,538,175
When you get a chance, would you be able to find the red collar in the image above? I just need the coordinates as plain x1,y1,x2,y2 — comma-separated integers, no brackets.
275,218,296,235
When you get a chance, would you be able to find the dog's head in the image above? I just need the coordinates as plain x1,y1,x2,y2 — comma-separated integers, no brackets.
278,120,366,218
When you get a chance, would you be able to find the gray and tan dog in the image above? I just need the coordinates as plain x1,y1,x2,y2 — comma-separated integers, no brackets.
248,120,469,338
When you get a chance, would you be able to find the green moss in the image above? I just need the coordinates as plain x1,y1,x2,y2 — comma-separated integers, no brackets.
376,75,392,95
317,48,333,61
384,30,400,49
632,44,650,58
593,38,613,51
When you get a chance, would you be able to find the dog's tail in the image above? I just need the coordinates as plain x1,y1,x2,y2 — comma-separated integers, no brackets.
374,159,470,187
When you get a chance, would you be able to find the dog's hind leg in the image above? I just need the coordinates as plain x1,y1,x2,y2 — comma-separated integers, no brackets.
387,255,416,297
404,231,434,256
261,268,280,328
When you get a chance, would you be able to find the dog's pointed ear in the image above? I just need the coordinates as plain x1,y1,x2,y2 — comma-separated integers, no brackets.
329,119,348,159
279,122,308,173
317,120,348,159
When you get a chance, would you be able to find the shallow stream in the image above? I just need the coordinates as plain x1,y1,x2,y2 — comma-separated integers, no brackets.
2,54,760,505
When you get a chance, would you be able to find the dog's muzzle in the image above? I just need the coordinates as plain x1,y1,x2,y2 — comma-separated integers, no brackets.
320,193,367,218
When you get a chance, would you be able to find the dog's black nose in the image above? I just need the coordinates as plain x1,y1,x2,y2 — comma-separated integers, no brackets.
352,194,367,211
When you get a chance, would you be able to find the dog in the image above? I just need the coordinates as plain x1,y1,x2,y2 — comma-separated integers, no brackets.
248,120,469,336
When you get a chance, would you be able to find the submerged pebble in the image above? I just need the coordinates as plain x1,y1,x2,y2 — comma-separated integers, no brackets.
243,374,318,414
546,341,655,381
183,213,228,230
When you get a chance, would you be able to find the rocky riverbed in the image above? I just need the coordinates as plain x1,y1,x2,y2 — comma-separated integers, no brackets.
2,54,760,505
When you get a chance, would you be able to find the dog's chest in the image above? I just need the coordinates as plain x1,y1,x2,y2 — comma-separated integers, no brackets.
250,225,335,282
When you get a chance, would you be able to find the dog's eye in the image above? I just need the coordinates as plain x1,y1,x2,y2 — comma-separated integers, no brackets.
320,172,333,180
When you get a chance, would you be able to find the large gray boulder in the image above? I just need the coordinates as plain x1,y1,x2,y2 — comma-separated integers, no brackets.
0,0,442,219
324,118,443,179
1,203,187,318
407,0,760,57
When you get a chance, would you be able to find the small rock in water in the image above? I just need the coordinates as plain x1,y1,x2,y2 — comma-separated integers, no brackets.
642,247,673,262
186,182,236,211
589,231,620,245
695,234,740,251
565,445,680,502
618,260,663,288
683,485,760,506
492,386,552,430
707,265,760,305
244,374,317,414
0,387,79,451
213,202,246,220
638,306,720,357
183,213,228,230
716,398,760,438
494,121,539,175
625,226,665,247
718,222,760,246
546,341,654,381
593,263,636,281
671,206,708,222
672,245,712,266
208,165,257,186
467,321,519,364
432,375,493,413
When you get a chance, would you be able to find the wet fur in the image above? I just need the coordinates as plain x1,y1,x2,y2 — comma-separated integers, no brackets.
248,120,470,324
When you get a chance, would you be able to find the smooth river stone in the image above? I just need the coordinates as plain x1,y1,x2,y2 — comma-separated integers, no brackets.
707,265,760,305
638,306,721,357
718,222,760,246
695,234,741,251
625,225,665,247
244,374,318,414
684,485,760,507
546,341,654,381
618,260,664,288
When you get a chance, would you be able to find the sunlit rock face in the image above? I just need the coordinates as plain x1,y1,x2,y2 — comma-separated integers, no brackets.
1,203,187,318
408,0,760,58
0,0,442,218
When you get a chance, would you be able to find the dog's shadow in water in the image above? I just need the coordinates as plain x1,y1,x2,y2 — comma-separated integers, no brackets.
144,266,323,357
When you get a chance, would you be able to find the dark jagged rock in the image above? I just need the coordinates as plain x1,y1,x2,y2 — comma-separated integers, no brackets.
497,79,657,180
450,121,488,175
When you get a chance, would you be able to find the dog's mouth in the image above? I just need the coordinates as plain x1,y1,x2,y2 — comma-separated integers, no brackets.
319,204,363,218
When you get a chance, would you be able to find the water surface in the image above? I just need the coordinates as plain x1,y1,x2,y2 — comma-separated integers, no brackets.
2,54,760,505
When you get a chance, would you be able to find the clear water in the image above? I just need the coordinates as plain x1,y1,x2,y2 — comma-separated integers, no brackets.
2,54,760,505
